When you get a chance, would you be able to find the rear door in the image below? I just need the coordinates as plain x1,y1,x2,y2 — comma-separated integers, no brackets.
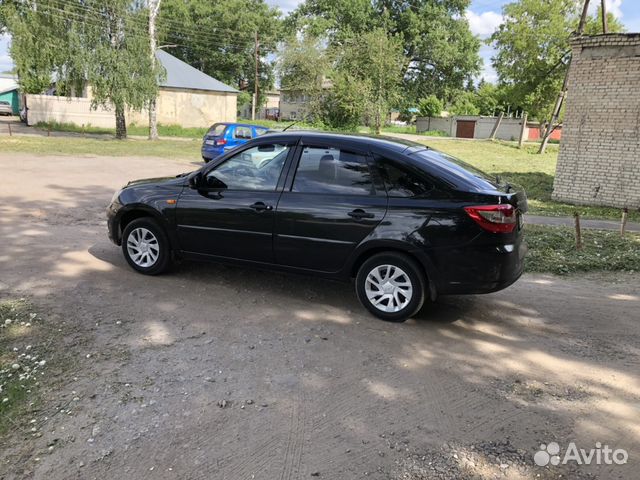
274,140,387,273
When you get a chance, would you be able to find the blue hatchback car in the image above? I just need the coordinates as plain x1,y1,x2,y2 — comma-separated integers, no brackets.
201,123,269,162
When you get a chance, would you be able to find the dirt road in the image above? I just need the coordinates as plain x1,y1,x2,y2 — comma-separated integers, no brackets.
1,153,639,479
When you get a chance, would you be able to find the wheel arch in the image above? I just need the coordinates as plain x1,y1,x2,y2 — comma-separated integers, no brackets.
347,242,438,301
115,206,168,245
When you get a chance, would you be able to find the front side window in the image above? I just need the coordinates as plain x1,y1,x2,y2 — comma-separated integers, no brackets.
205,144,290,191
292,147,374,195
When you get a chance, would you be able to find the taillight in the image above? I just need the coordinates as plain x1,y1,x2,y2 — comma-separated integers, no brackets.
464,204,517,233
215,139,227,146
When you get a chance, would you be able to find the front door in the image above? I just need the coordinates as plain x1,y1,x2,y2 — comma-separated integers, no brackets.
176,141,295,262
274,144,387,273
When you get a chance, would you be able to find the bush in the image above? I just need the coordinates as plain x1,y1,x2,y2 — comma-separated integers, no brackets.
417,95,443,117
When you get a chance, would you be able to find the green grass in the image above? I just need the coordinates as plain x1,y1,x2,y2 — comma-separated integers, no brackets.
0,135,200,159
419,139,639,222
378,125,449,137
36,121,210,139
525,225,640,275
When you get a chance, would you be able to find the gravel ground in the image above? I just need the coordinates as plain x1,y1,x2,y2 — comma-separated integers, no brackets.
0,152,639,480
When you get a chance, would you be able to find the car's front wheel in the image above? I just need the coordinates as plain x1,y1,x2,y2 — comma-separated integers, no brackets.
122,217,171,275
356,252,426,322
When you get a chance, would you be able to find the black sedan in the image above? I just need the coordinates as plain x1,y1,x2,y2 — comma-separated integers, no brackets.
107,132,527,322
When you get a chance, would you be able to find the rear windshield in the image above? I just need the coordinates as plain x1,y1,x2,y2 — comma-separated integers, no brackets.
410,149,500,190
209,124,227,136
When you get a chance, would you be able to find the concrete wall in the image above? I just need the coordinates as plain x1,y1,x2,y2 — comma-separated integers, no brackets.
26,94,115,127
26,87,237,128
416,117,454,135
553,34,640,208
416,115,526,140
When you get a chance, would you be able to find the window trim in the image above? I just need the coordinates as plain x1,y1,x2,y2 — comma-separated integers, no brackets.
285,143,379,197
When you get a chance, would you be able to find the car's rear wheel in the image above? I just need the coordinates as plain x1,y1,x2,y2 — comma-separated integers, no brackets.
202,156,210,163
122,217,171,275
355,252,426,322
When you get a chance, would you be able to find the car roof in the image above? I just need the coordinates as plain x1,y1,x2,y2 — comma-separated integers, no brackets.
215,122,269,129
259,130,428,154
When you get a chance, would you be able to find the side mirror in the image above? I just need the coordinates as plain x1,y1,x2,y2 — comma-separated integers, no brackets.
188,172,202,189
205,174,227,189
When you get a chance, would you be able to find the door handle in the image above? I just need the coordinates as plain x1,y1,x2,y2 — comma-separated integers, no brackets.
250,201,273,212
348,209,375,219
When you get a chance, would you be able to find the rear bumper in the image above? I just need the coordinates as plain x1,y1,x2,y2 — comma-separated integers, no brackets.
201,145,224,160
433,238,527,295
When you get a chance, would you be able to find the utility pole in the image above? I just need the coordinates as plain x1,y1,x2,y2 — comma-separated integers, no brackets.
148,0,161,140
252,30,259,121
538,0,590,154
601,0,608,33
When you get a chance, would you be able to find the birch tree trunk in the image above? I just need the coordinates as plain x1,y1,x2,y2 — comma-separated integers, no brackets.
148,0,161,140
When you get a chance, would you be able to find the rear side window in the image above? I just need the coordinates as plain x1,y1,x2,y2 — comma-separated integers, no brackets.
209,124,226,136
292,147,374,195
254,127,269,136
376,157,434,197
234,126,253,139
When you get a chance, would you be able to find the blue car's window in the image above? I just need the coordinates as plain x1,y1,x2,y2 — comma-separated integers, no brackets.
234,126,253,139
209,124,227,136
254,127,269,136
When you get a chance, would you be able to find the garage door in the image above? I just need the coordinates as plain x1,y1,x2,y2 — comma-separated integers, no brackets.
456,120,476,139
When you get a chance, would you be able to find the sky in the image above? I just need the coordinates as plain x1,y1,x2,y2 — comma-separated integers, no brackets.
2,0,640,81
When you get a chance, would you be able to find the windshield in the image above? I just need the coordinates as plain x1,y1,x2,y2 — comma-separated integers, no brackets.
209,124,227,136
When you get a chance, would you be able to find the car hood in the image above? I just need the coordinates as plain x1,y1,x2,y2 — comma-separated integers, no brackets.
125,173,190,188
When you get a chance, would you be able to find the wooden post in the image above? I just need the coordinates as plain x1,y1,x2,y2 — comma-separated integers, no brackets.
47,124,51,137
489,112,504,141
518,113,528,148
8,122,11,136
601,0,608,33
620,208,628,236
574,212,583,250
82,124,85,137
578,0,591,34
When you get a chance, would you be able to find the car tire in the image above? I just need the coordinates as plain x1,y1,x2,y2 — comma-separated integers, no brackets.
355,252,426,322
202,156,210,163
121,217,171,275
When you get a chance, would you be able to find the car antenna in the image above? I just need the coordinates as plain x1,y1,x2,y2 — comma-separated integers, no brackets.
282,122,297,132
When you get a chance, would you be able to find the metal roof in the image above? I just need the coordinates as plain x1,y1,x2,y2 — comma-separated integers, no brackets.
156,50,239,94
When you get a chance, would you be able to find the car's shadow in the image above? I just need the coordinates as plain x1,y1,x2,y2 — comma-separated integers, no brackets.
89,240,474,326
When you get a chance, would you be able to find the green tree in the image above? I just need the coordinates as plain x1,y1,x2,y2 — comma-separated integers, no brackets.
2,0,160,139
417,95,443,118
448,90,480,115
277,34,330,121
83,0,160,139
286,0,480,105
490,0,624,123
159,0,282,108
331,28,405,133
